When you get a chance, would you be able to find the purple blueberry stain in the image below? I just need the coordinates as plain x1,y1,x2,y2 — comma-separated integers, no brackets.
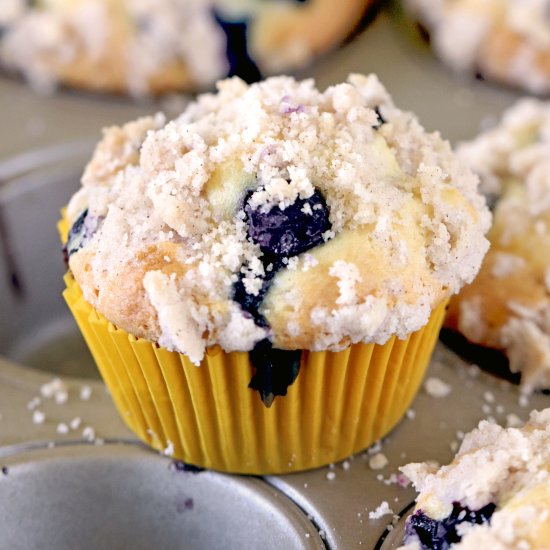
1,466,8,476
405,503,496,550
176,496,195,514
280,95,306,115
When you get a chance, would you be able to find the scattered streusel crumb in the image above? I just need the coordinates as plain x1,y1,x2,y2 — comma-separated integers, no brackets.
369,453,389,470
369,501,394,520
424,377,452,398
32,410,45,424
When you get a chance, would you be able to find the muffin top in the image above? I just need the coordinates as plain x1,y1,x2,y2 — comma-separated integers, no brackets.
0,0,227,94
401,409,550,549
65,74,490,364
447,99,550,394
406,0,550,94
0,0,370,95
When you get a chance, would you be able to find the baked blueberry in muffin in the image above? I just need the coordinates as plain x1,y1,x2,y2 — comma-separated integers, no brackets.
405,504,496,550
233,187,331,403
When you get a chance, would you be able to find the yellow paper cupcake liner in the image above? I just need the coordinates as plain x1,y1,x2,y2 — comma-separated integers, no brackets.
63,269,446,474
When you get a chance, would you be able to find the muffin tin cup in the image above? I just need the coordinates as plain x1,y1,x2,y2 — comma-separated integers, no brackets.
63,268,447,474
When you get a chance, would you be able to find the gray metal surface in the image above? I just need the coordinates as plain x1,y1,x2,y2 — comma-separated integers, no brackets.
0,143,97,378
0,3,549,550
0,442,324,550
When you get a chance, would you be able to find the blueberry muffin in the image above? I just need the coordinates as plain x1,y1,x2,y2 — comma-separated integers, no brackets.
0,0,373,95
405,0,550,94
446,99,550,394
401,409,550,549
62,74,490,473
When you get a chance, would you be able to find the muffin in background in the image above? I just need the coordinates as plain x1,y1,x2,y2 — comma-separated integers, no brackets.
0,0,374,96
62,73,490,473
401,409,550,549
405,0,550,95
446,99,550,394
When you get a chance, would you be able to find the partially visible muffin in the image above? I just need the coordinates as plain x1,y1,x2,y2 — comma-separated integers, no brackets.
405,0,550,94
446,99,550,393
401,409,550,549
0,0,373,95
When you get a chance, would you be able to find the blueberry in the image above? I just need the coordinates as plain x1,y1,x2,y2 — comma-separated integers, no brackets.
233,188,331,324
405,503,496,550
245,189,331,259
248,339,302,407
63,209,103,263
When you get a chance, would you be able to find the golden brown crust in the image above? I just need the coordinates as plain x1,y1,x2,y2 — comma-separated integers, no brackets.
70,242,185,340
266,223,449,350
446,190,550,348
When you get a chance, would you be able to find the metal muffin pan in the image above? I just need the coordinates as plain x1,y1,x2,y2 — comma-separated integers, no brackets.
1,3,549,549
0,142,97,379
0,442,324,550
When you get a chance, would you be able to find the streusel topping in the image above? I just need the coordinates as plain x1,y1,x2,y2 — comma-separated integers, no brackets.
66,74,490,363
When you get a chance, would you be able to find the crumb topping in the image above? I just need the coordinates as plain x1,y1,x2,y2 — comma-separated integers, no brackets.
66,74,489,362
401,409,550,549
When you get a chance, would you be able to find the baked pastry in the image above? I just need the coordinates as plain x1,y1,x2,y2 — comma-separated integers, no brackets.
405,0,550,94
446,99,550,394
62,73,490,473
401,409,550,549
0,0,372,95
